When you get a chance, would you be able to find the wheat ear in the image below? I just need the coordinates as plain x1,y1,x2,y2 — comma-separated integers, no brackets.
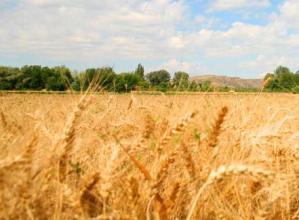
186,164,274,220
115,136,152,181
150,153,177,220
208,106,228,148
79,173,102,217
152,152,177,191
165,182,180,209
159,111,198,150
0,136,37,170
0,111,7,128
58,94,91,182
181,142,196,178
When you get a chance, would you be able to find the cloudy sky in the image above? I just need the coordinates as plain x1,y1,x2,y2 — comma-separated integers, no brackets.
0,0,299,78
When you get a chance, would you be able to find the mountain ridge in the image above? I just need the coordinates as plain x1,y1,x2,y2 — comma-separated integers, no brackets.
190,75,262,88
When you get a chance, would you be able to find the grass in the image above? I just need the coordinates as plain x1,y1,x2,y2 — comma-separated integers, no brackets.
0,92,299,219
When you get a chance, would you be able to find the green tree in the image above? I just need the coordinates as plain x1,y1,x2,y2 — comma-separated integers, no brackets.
20,65,45,89
294,71,299,85
47,66,74,91
292,85,299,94
83,67,116,91
265,78,280,91
45,74,66,91
52,66,73,82
263,73,274,81
146,69,170,86
71,75,81,91
135,64,144,80
274,66,295,90
263,67,297,92
218,86,231,92
200,80,212,92
0,66,21,90
173,71,189,90
275,66,291,76
188,80,199,91
41,67,53,87
155,82,169,92
84,68,97,89
137,80,150,90
263,73,275,90
115,72,140,92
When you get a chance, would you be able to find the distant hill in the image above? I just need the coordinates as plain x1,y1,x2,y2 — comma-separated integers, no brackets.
190,75,262,88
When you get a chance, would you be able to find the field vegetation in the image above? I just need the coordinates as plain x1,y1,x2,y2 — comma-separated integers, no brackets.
1,64,299,93
1,91,299,219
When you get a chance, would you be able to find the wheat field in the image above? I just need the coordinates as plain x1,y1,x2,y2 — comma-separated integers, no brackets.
1,92,299,219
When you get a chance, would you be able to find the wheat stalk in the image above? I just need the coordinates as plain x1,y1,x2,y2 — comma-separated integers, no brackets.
0,136,37,170
159,111,198,151
0,111,7,128
165,182,180,209
149,152,177,220
115,136,152,181
80,173,101,212
181,142,196,179
186,164,274,220
58,94,92,183
151,152,177,198
208,106,228,148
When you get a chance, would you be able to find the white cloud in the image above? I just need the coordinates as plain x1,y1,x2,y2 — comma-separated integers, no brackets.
160,59,208,75
210,0,270,11
0,0,299,76
184,0,299,74
240,55,299,77
194,15,221,28
169,36,186,49
272,0,299,29
0,0,189,62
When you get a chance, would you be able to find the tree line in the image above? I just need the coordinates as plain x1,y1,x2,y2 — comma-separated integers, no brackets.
0,64,217,92
1,64,298,93
0,66,73,91
263,66,299,93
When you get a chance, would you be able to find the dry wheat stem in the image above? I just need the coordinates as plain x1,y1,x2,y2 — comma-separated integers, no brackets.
208,106,228,148
58,94,92,182
115,136,153,181
1,93,298,219
159,111,198,151
187,164,274,220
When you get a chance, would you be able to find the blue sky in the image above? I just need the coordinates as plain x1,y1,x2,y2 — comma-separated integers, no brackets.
0,0,299,78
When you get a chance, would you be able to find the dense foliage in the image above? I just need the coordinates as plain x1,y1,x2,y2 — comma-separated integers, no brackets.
0,65,73,91
0,64,297,93
263,66,299,93
0,64,212,92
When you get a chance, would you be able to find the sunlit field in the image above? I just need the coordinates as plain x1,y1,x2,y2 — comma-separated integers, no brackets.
1,93,299,219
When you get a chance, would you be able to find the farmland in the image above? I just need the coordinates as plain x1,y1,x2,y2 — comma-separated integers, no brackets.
1,93,299,219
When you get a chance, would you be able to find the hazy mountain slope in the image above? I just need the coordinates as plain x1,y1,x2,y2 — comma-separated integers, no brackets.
191,75,262,88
